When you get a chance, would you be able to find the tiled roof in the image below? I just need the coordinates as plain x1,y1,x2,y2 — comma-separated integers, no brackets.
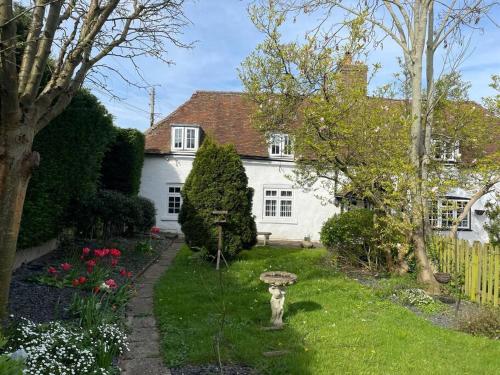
145,90,499,159
145,91,268,157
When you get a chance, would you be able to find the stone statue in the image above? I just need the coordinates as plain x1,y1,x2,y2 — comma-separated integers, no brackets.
260,271,297,329
269,285,285,328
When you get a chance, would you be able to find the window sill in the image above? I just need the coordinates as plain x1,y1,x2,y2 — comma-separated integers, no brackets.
433,228,473,232
171,149,198,154
268,155,294,160
260,218,298,225
160,217,179,222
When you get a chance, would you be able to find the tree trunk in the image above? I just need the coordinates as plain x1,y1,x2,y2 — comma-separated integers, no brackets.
422,2,435,239
408,5,441,294
449,180,499,239
0,128,38,319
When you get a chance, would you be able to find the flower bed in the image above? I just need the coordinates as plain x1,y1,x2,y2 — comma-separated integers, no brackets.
4,319,127,374
3,231,173,374
8,234,168,322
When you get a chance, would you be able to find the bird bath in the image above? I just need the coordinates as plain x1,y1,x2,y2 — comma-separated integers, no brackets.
260,271,297,328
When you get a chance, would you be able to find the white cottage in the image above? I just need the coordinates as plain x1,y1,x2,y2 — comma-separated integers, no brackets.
140,90,337,241
140,89,497,243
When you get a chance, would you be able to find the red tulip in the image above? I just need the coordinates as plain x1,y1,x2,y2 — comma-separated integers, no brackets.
111,258,119,267
105,279,118,289
60,263,72,271
86,259,96,273
102,248,110,256
110,248,121,258
72,279,80,287
150,226,160,234
127,271,132,278
78,276,87,284
93,286,100,294
119,268,127,277
48,266,57,275
82,247,91,256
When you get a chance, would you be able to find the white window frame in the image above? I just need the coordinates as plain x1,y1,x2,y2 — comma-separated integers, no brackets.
429,197,471,230
262,186,296,223
432,138,460,163
171,125,200,152
268,133,293,158
165,183,183,219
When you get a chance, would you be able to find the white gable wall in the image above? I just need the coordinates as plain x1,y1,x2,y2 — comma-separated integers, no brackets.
140,154,338,241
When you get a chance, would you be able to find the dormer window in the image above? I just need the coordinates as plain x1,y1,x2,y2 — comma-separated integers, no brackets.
432,138,460,163
269,133,293,158
171,125,200,152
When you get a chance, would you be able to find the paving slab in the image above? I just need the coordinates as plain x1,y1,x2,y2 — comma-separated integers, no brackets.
127,328,159,342
119,240,182,374
128,316,157,329
122,358,170,375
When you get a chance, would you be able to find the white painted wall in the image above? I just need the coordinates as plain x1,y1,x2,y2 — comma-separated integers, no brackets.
139,154,338,241
140,155,497,243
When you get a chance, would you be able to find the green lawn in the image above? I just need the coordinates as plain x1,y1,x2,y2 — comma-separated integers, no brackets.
154,246,500,375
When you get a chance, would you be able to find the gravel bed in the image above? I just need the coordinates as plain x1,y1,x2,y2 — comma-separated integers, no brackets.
8,234,173,323
170,364,257,375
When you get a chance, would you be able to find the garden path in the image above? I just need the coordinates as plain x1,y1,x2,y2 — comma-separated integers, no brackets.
119,239,182,375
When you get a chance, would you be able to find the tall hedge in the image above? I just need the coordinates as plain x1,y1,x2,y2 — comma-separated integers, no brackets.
18,90,115,248
179,138,257,258
100,128,145,196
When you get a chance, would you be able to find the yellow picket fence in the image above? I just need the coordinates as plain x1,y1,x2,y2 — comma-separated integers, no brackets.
431,237,500,307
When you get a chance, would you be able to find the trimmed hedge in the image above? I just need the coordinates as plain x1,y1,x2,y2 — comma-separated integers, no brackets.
100,128,145,196
73,190,156,238
18,90,115,248
179,138,257,258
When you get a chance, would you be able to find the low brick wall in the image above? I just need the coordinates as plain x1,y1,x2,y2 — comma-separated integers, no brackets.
14,238,58,270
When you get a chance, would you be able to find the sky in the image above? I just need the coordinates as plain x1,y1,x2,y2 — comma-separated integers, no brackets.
89,0,500,132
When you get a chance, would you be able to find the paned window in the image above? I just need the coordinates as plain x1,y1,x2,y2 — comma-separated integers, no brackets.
428,198,470,229
171,126,199,151
167,185,182,216
269,133,293,158
432,138,460,162
264,188,293,220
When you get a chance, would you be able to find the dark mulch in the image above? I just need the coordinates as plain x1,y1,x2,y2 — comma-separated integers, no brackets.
170,364,258,375
8,234,174,323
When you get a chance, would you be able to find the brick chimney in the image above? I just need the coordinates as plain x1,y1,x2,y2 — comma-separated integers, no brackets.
338,52,368,95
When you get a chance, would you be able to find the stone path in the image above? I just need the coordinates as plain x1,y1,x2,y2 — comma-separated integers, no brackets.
119,240,182,375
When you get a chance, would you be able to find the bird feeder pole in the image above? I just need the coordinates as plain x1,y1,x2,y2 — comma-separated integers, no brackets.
212,210,228,270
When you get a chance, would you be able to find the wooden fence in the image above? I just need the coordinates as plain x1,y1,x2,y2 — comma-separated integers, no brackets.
431,237,499,307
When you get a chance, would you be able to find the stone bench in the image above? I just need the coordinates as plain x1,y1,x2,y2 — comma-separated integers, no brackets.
257,231,272,246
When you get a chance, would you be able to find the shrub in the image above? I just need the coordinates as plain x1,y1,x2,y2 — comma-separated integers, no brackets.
320,209,375,265
135,197,156,232
18,90,115,248
179,138,257,259
457,307,500,339
100,128,145,196
73,190,156,238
